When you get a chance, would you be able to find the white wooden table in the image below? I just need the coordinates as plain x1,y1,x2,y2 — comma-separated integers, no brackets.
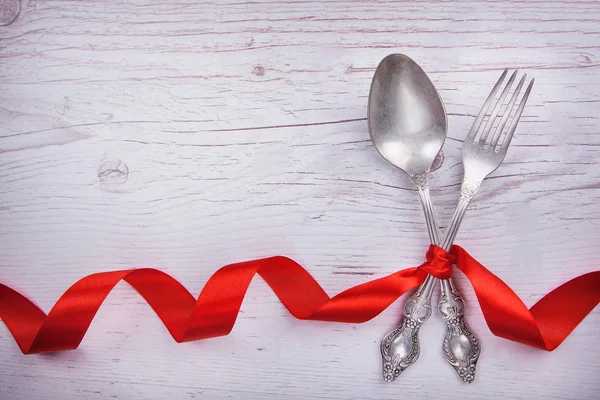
1,1,599,398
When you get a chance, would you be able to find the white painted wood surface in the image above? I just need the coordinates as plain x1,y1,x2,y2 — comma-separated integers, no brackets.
1,0,599,398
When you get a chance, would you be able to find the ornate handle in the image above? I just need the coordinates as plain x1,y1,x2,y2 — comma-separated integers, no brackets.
381,275,435,382
436,193,480,382
439,279,480,383
381,180,480,383
379,183,438,382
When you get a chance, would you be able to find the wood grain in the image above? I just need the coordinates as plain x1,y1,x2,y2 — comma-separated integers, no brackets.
1,0,599,399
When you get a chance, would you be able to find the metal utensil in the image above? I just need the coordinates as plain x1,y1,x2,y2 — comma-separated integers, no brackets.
368,54,478,382
437,69,534,382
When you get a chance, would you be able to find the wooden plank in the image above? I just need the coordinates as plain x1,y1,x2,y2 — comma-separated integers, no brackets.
1,1,599,398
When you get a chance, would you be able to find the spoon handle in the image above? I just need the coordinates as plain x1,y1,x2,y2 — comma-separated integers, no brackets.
438,195,481,383
381,274,435,381
417,178,441,244
380,183,438,382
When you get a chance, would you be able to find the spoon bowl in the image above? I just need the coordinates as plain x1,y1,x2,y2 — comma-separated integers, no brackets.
368,54,447,178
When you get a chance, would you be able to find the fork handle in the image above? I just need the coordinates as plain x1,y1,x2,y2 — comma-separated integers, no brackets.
439,279,480,383
419,186,481,384
438,195,481,383
441,193,471,250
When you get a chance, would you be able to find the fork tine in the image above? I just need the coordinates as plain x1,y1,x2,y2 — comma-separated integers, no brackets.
489,74,527,149
478,70,518,144
500,78,535,151
464,69,508,143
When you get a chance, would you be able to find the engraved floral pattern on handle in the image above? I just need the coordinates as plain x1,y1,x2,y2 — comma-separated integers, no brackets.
439,286,480,383
381,293,432,382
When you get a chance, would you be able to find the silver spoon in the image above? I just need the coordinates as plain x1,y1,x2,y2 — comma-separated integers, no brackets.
367,54,479,382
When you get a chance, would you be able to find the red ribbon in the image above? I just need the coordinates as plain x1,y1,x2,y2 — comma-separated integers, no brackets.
0,245,598,354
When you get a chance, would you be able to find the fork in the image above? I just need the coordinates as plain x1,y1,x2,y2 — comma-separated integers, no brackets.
436,69,534,382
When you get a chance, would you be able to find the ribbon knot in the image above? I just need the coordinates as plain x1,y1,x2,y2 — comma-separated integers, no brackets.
422,244,455,279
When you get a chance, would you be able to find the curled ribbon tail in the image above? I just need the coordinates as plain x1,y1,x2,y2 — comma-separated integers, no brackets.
0,257,428,354
451,245,600,350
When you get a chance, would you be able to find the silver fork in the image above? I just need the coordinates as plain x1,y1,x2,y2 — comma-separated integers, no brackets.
436,69,534,383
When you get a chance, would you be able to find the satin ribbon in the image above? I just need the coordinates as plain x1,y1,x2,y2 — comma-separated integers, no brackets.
0,245,598,354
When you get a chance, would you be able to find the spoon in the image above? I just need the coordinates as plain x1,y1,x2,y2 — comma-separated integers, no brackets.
367,54,479,382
